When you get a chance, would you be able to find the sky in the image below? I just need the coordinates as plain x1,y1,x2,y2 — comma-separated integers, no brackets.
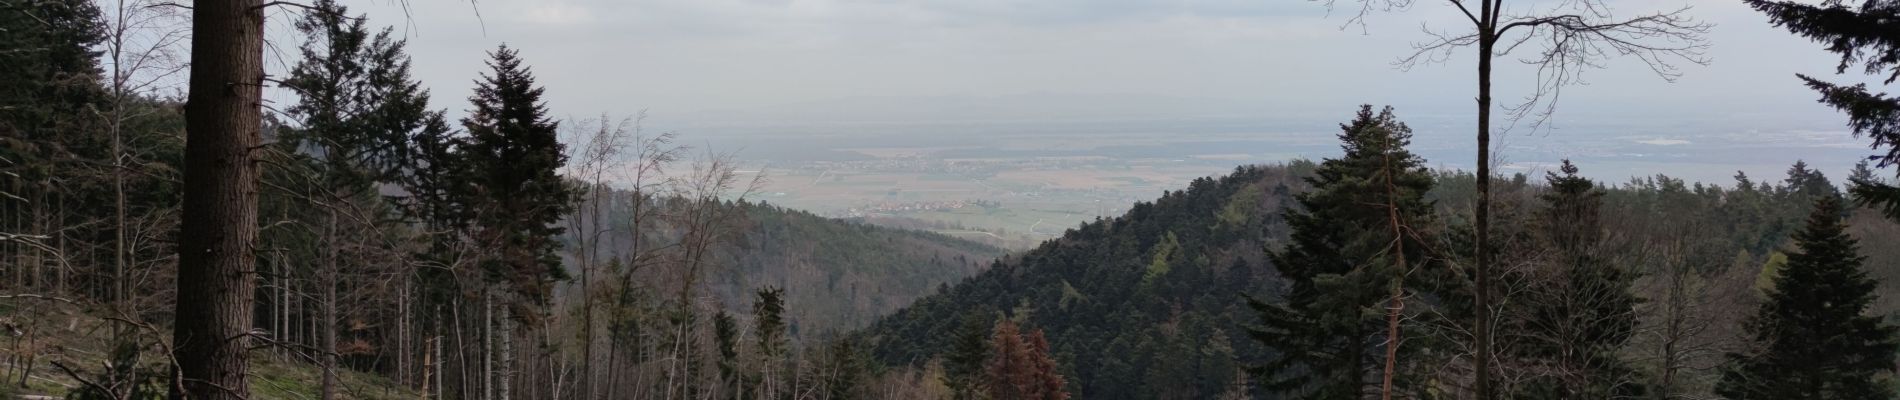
297,0,1889,184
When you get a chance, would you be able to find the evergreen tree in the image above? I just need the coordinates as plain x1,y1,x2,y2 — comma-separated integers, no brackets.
944,312,994,400
459,44,577,305
1744,0,1900,219
283,0,440,187
1246,105,1434,399
753,286,788,399
824,338,873,400
1784,160,1841,201
1514,160,1643,399
1852,160,1878,184
0,0,105,292
714,311,740,399
0,0,103,140
1716,196,1899,399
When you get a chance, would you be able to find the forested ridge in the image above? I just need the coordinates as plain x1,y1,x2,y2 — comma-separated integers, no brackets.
862,106,1900,399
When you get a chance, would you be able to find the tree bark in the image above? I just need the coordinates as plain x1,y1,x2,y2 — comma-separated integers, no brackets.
170,0,265,398
322,205,339,400
485,291,495,400
1473,18,1496,400
1380,138,1410,400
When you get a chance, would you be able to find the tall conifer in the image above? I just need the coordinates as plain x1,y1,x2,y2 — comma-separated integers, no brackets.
1246,105,1434,399
459,44,577,305
1515,160,1643,398
1717,196,1898,399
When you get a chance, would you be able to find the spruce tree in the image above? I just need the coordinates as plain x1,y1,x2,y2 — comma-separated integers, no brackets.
285,0,440,186
1744,0,1900,219
1784,160,1841,201
944,312,994,400
1515,160,1643,399
1246,105,1434,399
714,311,740,398
459,44,577,305
752,287,788,399
1716,196,1899,399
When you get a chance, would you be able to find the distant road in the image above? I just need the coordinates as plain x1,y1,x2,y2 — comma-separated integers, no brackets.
936,230,1005,239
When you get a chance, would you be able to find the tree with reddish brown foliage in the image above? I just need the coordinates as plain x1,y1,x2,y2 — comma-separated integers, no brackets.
984,320,1069,400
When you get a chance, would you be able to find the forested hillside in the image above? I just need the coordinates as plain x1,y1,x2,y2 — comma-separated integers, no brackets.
0,1,1004,398
864,162,1310,398
861,107,1900,399
570,194,1005,334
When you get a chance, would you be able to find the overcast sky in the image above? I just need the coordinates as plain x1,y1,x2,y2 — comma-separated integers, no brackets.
310,0,1859,122
264,0,1893,184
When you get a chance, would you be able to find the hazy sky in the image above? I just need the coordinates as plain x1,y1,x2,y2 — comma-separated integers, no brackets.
320,0,1856,119
298,0,1887,183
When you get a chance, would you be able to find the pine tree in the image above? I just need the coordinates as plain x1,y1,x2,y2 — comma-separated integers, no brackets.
824,338,872,400
1514,160,1643,399
282,6,441,397
459,44,577,305
284,0,439,186
1744,0,1900,219
752,287,788,399
714,311,740,399
1246,105,1434,399
1852,160,1878,184
0,0,104,292
1784,160,1841,201
944,312,993,400
1716,196,1899,399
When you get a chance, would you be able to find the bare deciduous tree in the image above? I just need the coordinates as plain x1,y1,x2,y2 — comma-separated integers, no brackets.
93,0,185,343
1305,1,1711,396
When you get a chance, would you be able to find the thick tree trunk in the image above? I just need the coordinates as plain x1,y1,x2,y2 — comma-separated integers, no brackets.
170,0,265,399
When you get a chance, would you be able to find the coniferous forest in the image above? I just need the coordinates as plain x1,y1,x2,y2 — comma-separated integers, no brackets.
5,0,1900,399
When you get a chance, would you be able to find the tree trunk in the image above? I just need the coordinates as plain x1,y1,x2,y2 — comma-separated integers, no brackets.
500,305,513,400
1380,145,1410,400
171,0,265,398
322,206,339,400
1473,27,1496,400
486,290,496,400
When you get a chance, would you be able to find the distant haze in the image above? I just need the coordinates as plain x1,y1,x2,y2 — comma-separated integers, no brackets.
334,0,1883,185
